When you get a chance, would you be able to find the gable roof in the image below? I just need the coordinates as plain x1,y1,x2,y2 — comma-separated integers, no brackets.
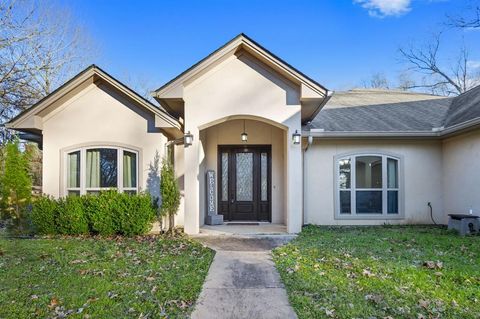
7,65,182,137
153,33,331,123
306,87,480,138
154,33,328,95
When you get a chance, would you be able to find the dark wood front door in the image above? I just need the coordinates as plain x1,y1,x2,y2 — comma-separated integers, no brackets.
218,145,271,221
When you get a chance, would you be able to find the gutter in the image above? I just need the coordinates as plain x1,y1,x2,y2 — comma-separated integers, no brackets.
302,116,480,140
303,130,440,139
440,117,480,137
302,117,480,140
302,90,334,125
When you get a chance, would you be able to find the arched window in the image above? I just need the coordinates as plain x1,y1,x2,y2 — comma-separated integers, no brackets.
335,153,402,219
65,146,138,196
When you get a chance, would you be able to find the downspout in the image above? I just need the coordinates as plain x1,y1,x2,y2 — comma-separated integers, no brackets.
302,131,314,226
164,136,184,147
164,136,184,165
301,90,332,227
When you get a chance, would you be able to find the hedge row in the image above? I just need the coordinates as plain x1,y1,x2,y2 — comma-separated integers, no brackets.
31,190,156,236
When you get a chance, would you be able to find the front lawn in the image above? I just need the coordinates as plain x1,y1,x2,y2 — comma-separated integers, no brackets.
273,225,480,319
0,235,214,318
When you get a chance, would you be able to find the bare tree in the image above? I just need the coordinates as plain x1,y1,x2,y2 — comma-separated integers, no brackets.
120,70,157,102
361,72,390,89
0,0,93,142
397,72,416,91
447,1,480,29
399,33,480,96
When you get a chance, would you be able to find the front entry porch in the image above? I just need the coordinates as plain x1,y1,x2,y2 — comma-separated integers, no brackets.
196,118,289,231
199,222,288,236
178,114,303,234
178,115,303,235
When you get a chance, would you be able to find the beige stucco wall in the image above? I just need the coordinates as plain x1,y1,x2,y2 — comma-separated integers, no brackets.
173,144,185,227
201,119,285,224
442,130,480,217
182,53,303,233
304,139,445,225
41,82,169,208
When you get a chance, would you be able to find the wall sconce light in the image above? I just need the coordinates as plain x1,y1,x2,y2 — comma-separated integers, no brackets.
241,120,248,143
292,130,301,145
184,131,193,147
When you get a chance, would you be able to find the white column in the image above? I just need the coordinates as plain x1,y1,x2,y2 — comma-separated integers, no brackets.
286,127,303,233
183,127,200,234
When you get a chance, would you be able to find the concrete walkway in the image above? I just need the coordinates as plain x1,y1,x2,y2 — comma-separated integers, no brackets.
191,236,298,319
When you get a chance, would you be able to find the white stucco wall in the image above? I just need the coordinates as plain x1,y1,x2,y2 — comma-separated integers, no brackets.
304,139,445,225
202,119,285,224
182,53,303,233
41,82,169,208
442,130,480,217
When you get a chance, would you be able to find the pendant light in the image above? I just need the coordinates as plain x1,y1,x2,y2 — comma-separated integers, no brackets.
241,120,248,142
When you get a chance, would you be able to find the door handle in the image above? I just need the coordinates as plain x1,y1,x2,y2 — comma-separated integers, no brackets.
230,199,234,204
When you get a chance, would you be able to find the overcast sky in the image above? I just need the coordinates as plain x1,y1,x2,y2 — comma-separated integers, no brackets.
60,0,480,92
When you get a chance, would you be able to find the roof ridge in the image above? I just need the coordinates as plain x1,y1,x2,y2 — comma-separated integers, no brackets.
338,88,445,97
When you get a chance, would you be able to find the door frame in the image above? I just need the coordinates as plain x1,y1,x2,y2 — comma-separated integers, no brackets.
217,145,272,222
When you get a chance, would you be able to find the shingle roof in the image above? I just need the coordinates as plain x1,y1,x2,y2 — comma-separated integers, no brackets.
444,85,480,128
306,87,480,134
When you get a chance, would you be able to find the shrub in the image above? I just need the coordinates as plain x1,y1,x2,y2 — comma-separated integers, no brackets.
31,195,57,235
0,139,33,235
56,196,89,235
84,192,117,236
160,158,180,231
31,191,156,236
116,192,156,236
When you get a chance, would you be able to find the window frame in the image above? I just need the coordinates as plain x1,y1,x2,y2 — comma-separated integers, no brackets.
63,145,139,196
66,150,81,196
334,152,404,220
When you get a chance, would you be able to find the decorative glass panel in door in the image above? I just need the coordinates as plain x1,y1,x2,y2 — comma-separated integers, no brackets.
221,152,229,201
260,152,268,201
235,152,253,201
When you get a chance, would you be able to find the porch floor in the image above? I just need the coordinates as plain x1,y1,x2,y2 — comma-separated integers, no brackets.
198,223,288,236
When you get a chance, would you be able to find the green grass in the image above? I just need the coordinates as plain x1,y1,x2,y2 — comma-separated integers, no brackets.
273,225,480,319
0,234,214,319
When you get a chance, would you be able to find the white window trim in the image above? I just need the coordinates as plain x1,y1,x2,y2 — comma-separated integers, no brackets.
334,151,405,220
64,146,139,196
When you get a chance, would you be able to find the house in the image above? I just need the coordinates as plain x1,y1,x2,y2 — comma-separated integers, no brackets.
7,34,480,234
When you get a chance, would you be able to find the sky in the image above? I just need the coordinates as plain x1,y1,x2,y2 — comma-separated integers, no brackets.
57,0,480,93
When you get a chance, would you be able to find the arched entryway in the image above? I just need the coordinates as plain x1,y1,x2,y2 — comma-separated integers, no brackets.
198,116,287,227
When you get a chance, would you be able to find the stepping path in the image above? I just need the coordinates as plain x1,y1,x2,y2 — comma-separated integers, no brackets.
191,236,298,319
